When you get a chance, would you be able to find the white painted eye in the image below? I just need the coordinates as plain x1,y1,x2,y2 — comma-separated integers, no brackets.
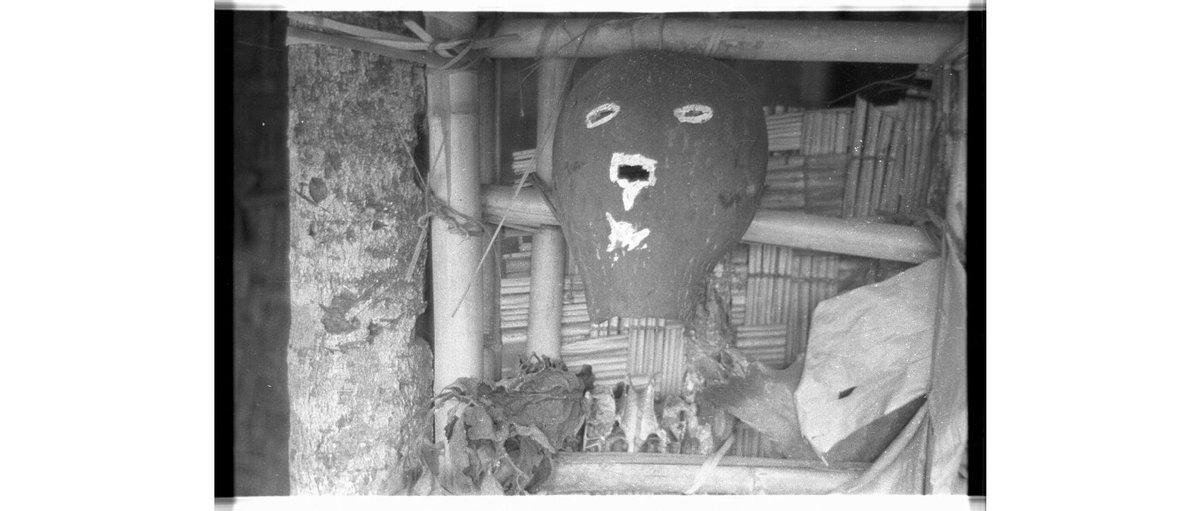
674,104,713,124
586,103,620,128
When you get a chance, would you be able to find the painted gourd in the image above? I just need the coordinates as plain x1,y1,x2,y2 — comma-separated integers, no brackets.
552,50,767,323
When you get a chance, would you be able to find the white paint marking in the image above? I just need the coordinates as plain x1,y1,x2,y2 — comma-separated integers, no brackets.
673,104,713,124
586,102,621,128
608,152,658,211
605,212,650,254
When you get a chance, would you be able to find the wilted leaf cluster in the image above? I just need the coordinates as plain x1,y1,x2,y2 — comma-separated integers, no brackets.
399,354,588,495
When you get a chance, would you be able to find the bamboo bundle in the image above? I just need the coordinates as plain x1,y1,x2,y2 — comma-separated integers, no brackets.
897,100,918,214
511,148,536,176
878,103,905,214
763,245,776,324
868,112,895,215
902,99,924,215
842,97,869,218
915,99,935,212
735,323,788,368
854,104,882,217
834,109,849,154
821,110,834,154
766,111,805,152
826,254,840,304
747,244,761,324
820,110,832,153
797,254,812,362
734,421,762,457
769,246,782,324
814,110,826,155
562,334,632,385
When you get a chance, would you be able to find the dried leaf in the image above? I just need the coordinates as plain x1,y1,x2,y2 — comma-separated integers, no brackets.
478,472,506,495
440,415,474,494
464,406,498,442
526,452,554,493
661,395,693,443
511,423,556,453
411,470,434,496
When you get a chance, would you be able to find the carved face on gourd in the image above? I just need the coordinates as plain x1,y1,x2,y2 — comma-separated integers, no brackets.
552,51,767,323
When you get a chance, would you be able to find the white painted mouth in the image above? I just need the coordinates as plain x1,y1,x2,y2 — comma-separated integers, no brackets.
674,104,713,124
605,212,650,258
608,152,657,211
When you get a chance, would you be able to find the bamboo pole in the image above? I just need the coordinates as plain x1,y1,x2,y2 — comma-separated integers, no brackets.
478,59,502,382
486,18,962,64
869,113,895,214
766,246,778,324
481,186,939,264
842,97,869,218
797,255,811,362
855,105,881,217
881,104,907,214
526,58,571,360
899,103,916,215
427,12,483,394
916,100,935,212
787,256,803,362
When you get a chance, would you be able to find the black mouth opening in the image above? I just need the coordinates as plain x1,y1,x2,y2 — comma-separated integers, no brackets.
617,165,650,182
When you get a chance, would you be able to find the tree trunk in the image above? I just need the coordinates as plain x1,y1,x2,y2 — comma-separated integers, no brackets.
286,12,432,495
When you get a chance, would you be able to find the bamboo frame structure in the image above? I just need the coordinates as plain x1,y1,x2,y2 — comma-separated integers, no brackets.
427,13,484,393
526,59,572,360
485,18,962,64
481,186,939,264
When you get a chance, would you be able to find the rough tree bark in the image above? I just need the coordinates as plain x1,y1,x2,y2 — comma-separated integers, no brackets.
287,12,432,495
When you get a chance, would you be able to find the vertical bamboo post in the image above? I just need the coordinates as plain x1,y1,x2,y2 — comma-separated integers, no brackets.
478,58,501,381
526,58,571,360
843,96,868,218
427,12,484,393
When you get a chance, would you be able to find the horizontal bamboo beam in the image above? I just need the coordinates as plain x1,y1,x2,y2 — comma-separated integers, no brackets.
542,453,867,494
285,26,449,68
486,18,962,64
482,186,939,264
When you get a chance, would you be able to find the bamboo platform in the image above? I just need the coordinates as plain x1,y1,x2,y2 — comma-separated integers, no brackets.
542,453,868,494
